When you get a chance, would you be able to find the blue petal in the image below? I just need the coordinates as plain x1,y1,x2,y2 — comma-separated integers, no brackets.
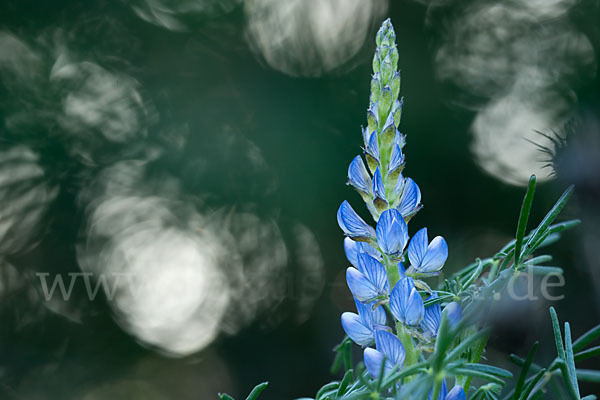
421,293,442,340
372,166,386,202
375,209,408,256
405,286,425,326
446,386,466,400
366,131,380,162
420,236,448,273
388,144,404,175
346,267,379,302
344,238,381,268
389,277,424,326
408,228,428,269
408,229,448,273
341,312,373,346
356,299,387,328
397,262,406,279
357,253,390,296
348,156,372,194
444,302,462,327
374,329,405,367
364,347,385,379
398,177,421,217
337,201,375,240
344,237,361,268
362,126,370,148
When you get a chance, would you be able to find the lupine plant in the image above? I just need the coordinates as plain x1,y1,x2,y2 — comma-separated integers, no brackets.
219,19,600,400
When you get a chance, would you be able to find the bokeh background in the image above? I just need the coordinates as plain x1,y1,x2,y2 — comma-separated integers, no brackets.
0,0,599,399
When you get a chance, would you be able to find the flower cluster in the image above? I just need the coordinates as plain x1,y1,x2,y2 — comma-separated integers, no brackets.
337,19,464,398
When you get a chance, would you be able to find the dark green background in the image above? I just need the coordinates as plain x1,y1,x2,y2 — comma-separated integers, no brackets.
1,0,599,399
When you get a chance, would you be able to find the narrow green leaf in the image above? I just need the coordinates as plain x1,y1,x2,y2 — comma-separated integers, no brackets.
526,266,563,275
581,396,597,400
536,233,560,249
431,313,452,371
462,363,513,378
336,369,354,396
549,307,566,361
451,368,505,385
423,294,455,306
446,329,489,363
557,361,580,400
548,219,581,234
462,260,484,289
565,323,581,397
515,175,536,266
524,255,552,265
517,368,545,400
573,323,600,352
245,382,269,400
513,342,539,399
315,382,338,400
574,345,600,361
219,393,235,400
522,185,574,258
381,363,428,389
576,369,600,383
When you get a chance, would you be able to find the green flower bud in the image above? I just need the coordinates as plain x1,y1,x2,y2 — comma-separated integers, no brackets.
390,72,401,102
377,86,393,125
370,73,381,105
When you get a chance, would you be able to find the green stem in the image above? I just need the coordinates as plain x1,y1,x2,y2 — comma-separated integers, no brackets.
396,322,418,368
431,373,443,400
385,255,400,288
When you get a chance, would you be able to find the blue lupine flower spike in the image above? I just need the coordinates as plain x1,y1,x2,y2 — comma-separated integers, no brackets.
407,227,448,274
363,329,405,379
389,277,425,326
375,208,408,257
337,200,376,241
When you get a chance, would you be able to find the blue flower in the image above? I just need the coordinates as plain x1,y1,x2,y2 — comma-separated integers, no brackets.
397,177,421,218
365,130,380,165
337,200,376,240
388,144,405,178
372,166,387,209
408,227,448,273
348,156,372,196
346,253,390,303
421,293,442,340
389,277,424,326
343,237,381,268
446,386,466,400
363,329,405,379
341,299,387,346
375,209,408,256
444,301,462,327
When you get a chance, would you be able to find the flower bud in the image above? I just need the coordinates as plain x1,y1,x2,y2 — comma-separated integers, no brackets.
370,73,381,105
